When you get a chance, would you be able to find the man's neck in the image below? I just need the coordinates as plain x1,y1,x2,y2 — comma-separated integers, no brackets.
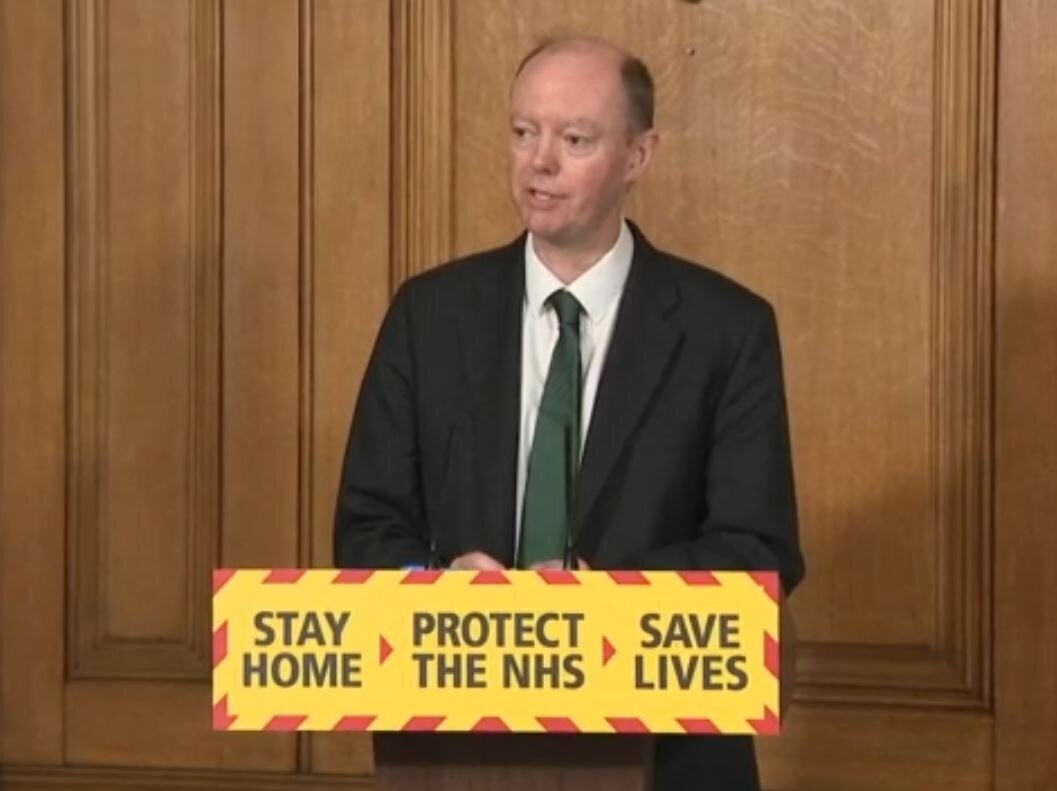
532,225,623,285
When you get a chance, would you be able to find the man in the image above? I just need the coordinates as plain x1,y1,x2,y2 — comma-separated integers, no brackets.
335,35,805,791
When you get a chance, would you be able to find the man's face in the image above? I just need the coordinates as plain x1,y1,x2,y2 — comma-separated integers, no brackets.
508,48,652,255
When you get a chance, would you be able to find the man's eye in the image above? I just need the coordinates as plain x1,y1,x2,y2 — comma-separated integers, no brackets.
565,134,592,149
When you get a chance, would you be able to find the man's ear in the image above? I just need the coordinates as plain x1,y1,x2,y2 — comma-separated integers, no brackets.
626,129,660,185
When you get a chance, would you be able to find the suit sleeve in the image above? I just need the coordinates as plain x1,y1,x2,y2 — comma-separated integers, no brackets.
622,303,805,595
332,284,431,569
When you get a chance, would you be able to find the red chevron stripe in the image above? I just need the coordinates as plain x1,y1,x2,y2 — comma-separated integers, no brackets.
212,621,228,668
472,717,510,732
334,715,377,731
537,717,580,733
607,570,650,585
212,695,236,730
749,571,780,603
264,715,307,731
764,632,780,677
678,718,719,734
677,570,720,585
748,707,780,735
402,716,445,731
212,569,236,594
401,570,444,585
471,570,510,585
606,717,650,733
264,569,306,584
536,569,580,585
333,569,374,584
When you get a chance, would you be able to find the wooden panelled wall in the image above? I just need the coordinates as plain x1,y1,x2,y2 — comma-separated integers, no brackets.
1,1,1055,790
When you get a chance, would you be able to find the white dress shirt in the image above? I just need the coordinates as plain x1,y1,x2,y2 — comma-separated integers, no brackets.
515,221,634,550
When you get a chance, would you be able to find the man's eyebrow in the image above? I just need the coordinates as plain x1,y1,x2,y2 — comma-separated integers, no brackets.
564,119,602,131
507,115,605,133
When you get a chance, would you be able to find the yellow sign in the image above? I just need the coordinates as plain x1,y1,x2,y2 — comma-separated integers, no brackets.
212,569,781,734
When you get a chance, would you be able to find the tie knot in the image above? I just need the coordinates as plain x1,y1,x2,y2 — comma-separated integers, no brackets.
548,290,582,330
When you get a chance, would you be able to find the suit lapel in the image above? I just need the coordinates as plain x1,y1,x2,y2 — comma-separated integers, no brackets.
458,240,525,565
453,230,681,565
573,235,682,549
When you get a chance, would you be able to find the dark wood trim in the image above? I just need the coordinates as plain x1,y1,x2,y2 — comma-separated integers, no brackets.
0,765,373,791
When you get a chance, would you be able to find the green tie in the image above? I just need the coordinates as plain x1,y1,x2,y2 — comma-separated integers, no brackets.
518,290,583,568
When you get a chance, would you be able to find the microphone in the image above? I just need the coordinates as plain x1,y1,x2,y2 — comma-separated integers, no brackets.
427,535,441,571
425,427,452,570
563,424,578,571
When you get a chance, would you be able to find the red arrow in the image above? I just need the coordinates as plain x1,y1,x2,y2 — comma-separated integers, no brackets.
602,636,616,666
380,635,393,664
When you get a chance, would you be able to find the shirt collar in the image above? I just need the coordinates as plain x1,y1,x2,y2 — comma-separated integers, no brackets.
523,220,634,325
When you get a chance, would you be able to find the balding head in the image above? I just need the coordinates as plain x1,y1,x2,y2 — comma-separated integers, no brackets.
514,36,655,136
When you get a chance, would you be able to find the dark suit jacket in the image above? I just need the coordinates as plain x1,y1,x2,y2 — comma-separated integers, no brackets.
334,223,805,790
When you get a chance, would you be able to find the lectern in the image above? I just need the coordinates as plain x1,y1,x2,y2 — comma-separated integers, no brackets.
371,601,796,791
373,732,653,791
212,567,795,791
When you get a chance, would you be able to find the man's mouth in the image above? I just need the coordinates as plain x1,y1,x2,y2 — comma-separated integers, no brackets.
527,187,562,203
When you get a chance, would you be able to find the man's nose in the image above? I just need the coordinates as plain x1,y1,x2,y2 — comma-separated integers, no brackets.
530,134,559,173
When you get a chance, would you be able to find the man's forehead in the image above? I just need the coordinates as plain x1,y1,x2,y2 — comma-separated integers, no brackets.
517,43,622,83
510,50,624,111
508,110,604,130
521,34,627,69
508,38,633,130
509,81,623,129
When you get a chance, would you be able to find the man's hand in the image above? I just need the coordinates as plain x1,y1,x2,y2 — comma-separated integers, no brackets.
449,551,505,571
529,557,591,571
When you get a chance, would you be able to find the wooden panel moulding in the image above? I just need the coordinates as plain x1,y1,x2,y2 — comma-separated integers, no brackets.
65,0,221,681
